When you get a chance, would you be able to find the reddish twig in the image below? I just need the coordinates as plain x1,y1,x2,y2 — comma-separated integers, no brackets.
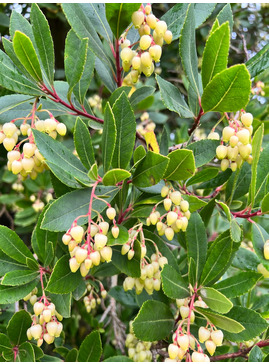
231,210,262,219
188,106,204,135
115,40,122,88
210,340,269,361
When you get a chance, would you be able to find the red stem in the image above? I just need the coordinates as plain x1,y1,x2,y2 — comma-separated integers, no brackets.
231,210,262,218
188,106,204,135
41,84,104,124
86,179,101,251
115,39,122,87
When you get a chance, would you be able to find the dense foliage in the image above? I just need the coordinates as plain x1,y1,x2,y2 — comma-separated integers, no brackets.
0,2,269,362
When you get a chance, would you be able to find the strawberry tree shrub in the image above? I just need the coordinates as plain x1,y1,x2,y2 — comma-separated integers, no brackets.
0,3,268,363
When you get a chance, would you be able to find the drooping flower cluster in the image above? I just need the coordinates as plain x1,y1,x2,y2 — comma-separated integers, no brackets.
1,112,66,180
125,321,153,362
166,298,224,362
146,185,191,241
27,299,63,347
120,4,172,85
63,206,119,277
213,112,253,172
83,283,107,313
123,252,167,296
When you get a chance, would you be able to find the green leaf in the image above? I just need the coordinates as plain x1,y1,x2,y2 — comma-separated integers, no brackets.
230,218,242,243
133,145,146,164
7,310,32,345
199,169,232,189
84,3,113,43
88,163,98,181
217,200,231,221
16,342,35,362
195,307,244,333
0,280,37,304
213,271,263,298
13,31,42,82
217,4,234,33
246,43,269,78
133,300,174,341
179,4,200,99
105,3,140,39
255,144,269,205
112,92,136,169
223,306,268,342
46,255,83,294
111,240,141,278
186,167,219,186
161,265,190,300
261,192,269,213
32,129,90,188
102,103,117,173
64,30,88,101
95,57,116,93
202,22,230,88
2,270,39,286
250,124,264,206
107,225,129,246
248,346,263,362
0,50,43,96
130,86,155,107
73,48,95,105
78,331,102,362
200,230,233,286
252,222,269,270
0,225,34,265
186,140,219,168
109,86,131,106
65,348,78,362
0,333,12,355
41,186,119,232
49,293,72,318
201,64,251,112
30,3,54,85
62,4,112,67
186,212,207,284
74,117,95,170
232,247,260,272
108,286,137,307
0,250,28,276
103,169,131,186
199,287,233,314
164,149,195,181
156,75,194,118
133,151,169,187
226,162,251,201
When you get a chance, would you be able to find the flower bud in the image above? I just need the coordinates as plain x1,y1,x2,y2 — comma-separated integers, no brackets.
132,56,141,70
170,191,181,205
241,113,253,127
7,150,20,162
141,52,152,67
27,328,33,340
150,212,158,225
84,258,92,270
75,247,88,263
231,162,237,172
34,302,44,316
94,233,108,250
90,251,101,266
146,14,157,29
264,241,269,260
121,39,131,49
165,227,174,241
80,262,90,277
99,221,109,235
55,322,63,337
3,122,17,137
125,277,135,290
237,129,250,145
155,20,167,36
180,200,189,212
177,334,189,351
11,160,22,175
30,295,37,305
205,339,216,355
192,352,210,362
141,245,147,259
164,30,173,44
221,159,229,171
168,344,179,360
20,123,30,135
149,45,162,62
222,126,235,142
56,123,67,136
144,4,151,14
153,278,161,291
62,234,71,245
128,249,135,260
159,256,168,268
164,198,172,211
100,246,112,262
161,185,169,197
208,132,220,140
70,225,84,243
132,10,144,28
46,322,58,336
239,143,251,159
69,257,80,272
44,333,54,345
140,35,152,50
229,135,239,147
216,145,227,160
43,309,52,323
30,324,42,340
23,142,36,158
211,330,223,346
35,120,45,132
112,226,119,239
179,305,189,319
106,207,116,220
198,327,211,343
121,243,130,255
3,137,16,151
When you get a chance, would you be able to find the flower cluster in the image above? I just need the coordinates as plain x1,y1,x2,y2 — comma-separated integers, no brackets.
264,239,269,260
1,113,66,180
23,287,38,305
166,298,224,362
147,185,190,241
125,321,153,362
63,207,118,277
27,300,63,347
136,112,156,136
123,252,167,295
120,4,172,84
214,112,253,172
83,283,107,313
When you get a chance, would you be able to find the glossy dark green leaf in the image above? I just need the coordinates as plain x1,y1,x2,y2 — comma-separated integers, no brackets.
7,310,32,345
186,140,219,168
78,331,102,362
217,4,233,33
164,149,195,181
246,43,269,78
133,151,169,187
130,86,155,107
2,270,39,286
111,240,141,278
252,221,269,270
199,287,233,314
107,225,129,246
186,167,219,186
17,342,35,362
201,65,251,112
0,280,37,304
103,169,130,186
226,162,251,201
133,300,174,341
248,345,263,362
74,117,95,170
30,3,54,85
102,103,117,173
161,265,189,299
